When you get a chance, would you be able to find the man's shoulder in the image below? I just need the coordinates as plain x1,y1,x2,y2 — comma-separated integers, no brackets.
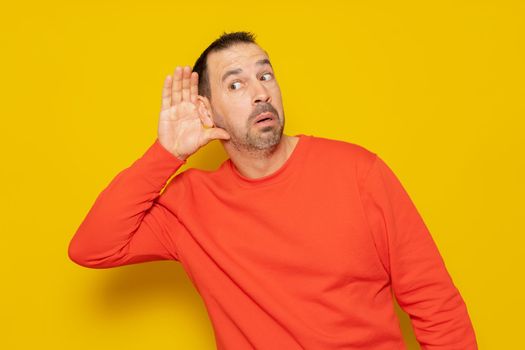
290,134,378,187
160,160,228,200
306,134,378,164
172,158,230,184
302,134,379,183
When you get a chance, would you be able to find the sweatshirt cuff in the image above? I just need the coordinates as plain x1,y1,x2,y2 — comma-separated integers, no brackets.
128,138,187,189
143,138,187,166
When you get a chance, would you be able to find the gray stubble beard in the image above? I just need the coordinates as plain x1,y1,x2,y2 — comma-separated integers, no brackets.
223,113,286,157
238,115,284,156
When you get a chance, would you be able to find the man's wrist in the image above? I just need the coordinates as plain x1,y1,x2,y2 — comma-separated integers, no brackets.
156,139,188,163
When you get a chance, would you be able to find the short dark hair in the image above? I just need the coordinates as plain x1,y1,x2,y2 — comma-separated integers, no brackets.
192,31,257,99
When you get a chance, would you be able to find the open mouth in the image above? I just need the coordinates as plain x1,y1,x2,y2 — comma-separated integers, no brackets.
254,112,275,124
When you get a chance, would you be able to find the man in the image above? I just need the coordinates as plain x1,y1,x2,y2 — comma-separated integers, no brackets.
68,32,478,349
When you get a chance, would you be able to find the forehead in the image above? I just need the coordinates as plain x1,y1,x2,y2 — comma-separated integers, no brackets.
207,43,269,80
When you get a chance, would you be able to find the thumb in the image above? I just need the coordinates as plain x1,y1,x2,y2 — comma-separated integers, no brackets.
204,127,230,142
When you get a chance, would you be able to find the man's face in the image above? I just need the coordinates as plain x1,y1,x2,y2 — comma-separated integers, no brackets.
205,43,285,152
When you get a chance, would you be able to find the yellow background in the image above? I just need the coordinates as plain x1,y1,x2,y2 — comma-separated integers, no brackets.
1,0,523,348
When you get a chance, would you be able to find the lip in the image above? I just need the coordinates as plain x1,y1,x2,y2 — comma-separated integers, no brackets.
254,118,277,127
254,112,275,124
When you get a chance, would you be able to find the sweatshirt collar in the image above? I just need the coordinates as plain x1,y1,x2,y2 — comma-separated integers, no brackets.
227,134,310,187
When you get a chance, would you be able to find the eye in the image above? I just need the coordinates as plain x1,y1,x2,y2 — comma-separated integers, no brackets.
229,81,242,90
260,72,273,81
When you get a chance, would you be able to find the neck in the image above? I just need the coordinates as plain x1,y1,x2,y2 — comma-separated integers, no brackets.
223,134,299,179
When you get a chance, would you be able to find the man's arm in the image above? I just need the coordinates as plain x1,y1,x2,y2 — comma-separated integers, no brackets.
68,139,187,268
359,154,478,349
68,66,230,268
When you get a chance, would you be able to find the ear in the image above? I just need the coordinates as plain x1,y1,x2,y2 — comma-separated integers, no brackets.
196,95,214,128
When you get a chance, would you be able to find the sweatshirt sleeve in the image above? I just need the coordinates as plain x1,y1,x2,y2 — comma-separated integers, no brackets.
359,154,478,350
68,139,187,268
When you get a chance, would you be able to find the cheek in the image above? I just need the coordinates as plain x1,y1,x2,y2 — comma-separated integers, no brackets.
226,99,252,118
275,83,283,97
212,113,225,128
270,84,282,100
210,103,226,127
214,93,255,125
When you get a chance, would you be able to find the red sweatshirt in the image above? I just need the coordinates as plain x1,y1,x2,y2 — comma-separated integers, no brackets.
68,134,478,349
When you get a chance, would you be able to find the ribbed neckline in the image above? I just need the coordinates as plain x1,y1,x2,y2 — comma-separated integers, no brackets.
227,134,310,187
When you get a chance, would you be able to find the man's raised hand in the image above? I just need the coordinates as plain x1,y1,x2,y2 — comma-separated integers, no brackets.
158,66,230,160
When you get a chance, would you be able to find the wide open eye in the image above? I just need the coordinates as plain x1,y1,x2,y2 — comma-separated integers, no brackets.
230,81,242,90
260,72,273,81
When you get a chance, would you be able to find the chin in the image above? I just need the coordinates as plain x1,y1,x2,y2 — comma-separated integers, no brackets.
250,127,283,150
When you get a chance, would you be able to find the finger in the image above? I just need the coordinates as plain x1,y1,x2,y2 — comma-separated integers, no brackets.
182,66,191,102
161,74,172,110
190,71,199,103
172,66,183,104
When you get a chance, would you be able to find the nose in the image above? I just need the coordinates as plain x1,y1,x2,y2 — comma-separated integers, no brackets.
252,80,271,105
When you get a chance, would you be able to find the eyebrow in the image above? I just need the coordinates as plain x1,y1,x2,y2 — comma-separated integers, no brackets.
221,58,273,83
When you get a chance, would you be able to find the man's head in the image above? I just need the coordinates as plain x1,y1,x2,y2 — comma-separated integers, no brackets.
192,32,285,154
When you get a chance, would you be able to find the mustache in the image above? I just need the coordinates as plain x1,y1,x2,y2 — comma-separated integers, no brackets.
249,103,279,121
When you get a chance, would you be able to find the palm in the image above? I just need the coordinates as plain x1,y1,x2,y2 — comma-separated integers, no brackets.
158,66,230,160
